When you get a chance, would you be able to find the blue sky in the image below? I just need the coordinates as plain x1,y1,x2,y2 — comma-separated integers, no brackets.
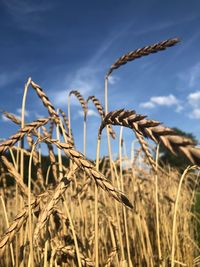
0,0,200,159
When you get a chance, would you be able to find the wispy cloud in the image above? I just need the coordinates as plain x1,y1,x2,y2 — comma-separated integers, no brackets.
1,114,10,122
108,75,119,85
2,0,50,15
52,67,100,107
178,62,200,89
187,91,200,107
78,109,98,118
16,108,29,117
188,108,200,119
140,94,183,112
0,71,21,88
2,0,55,33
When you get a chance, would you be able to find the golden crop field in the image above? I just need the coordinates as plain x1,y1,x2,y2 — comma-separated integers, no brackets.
0,38,200,267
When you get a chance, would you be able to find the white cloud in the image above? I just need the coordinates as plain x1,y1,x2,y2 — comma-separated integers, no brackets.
188,108,200,119
140,94,182,112
187,91,200,119
140,101,155,109
52,67,100,107
151,95,179,106
187,91,200,108
108,75,119,85
1,115,10,122
16,108,29,117
78,109,98,118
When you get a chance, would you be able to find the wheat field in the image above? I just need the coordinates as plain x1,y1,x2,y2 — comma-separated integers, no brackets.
0,38,200,267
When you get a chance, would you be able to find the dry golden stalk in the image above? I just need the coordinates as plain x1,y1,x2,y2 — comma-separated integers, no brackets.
72,177,91,199
134,131,157,172
27,134,44,188
33,176,71,241
87,95,116,139
99,109,200,164
42,126,58,180
48,139,133,208
1,156,29,198
11,146,31,156
0,110,21,125
59,109,75,146
69,90,88,116
104,247,118,267
30,81,60,123
0,197,40,257
48,119,54,137
0,117,50,155
107,37,179,77
31,81,74,146
59,109,70,132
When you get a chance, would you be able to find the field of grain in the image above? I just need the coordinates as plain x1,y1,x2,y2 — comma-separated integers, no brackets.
0,38,200,267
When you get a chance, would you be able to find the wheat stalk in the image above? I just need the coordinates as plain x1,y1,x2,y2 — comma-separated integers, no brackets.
59,108,75,146
27,134,45,189
42,126,58,180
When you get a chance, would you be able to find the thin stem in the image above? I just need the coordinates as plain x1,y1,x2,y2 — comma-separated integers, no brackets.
155,144,162,266
171,166,197,267
83,114,87,156
119,127,132,266
94,138,101,267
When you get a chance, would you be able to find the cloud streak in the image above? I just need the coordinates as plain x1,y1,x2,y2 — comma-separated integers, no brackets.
51,67,101,107
178,62,200,89
140,94,183,112
187,91,200,119
78,109,98,118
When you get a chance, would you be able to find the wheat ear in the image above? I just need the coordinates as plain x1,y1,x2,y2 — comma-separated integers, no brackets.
0,118,50,155
33,176,72,241
69,90,88,116
59,108,75,146
54,244,95,267
47,138,133,208
99,109,200,164
69,90,88,155
30,81,59,123
106,38,179,77
87,95,116,139
0,197,41,257
0,110,21,125
1,155,29,197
